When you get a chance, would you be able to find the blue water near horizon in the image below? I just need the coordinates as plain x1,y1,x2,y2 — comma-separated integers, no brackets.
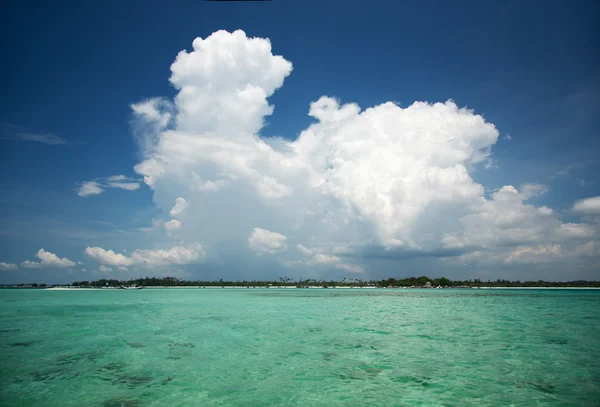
1,288,599,406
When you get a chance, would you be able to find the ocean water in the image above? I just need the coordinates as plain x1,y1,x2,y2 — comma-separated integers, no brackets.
0,289,599,407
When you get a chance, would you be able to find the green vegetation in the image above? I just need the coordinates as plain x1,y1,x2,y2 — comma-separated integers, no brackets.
3,276,600,288
64,276,600,288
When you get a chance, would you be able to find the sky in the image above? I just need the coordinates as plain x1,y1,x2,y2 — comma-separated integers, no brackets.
1,0,599,283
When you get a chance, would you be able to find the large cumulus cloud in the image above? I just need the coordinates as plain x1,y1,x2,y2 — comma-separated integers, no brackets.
113,29,599,278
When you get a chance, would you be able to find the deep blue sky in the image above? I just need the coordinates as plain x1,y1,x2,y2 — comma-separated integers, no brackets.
1,0,598,282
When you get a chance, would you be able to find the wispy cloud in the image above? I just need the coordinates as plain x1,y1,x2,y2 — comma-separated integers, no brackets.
0,123,67,145
108,182,140,191
76,175,141,197
548,165,573,182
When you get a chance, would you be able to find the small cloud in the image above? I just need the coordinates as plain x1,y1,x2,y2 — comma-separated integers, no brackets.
0,262,19,271
297,244,313,255
165,219,182,232
169,197,188,217
20,249,75,268
107,175,127,182
248,228,287,254
77,181,104,197
335,263,363,273
332,246,353,254
547,165,575,182
314,253,340,264
99,265,112,272
0,123,68,145
484,158,499,170
572,196,600,215
108,182,140,191
520,183,548,200
504,133,512,140
76,176,140,197
557,166,572,177
85,243,205,268
138,219,163,233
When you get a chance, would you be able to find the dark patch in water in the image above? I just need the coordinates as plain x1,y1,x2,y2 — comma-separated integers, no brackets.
101,398,143,407
527,381,556,394
56,350,104,365
360,368,382,376
0,328,22,333
10,376,25,384
169,342,195,348
115,374,154,388
335,365,386,381
161,377,173,385
392,375,432,387
544,339,569,345
501,344,524,351
99,362,126,372
332,343,378,350
305,327,322,333
167,341,195,360
347,327,391,335
357,364,388,376
322,352,336,361
335,371,365,381
127,342,145,348
8,340,39,347
30,367,71,382
194,316,230,321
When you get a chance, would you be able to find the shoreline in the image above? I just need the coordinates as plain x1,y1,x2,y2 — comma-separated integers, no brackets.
42,286,600,290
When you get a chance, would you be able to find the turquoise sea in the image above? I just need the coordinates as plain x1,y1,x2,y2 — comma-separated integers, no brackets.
1,289,599,407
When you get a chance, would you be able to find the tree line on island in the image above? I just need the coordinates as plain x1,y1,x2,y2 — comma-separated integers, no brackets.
6,276,599,288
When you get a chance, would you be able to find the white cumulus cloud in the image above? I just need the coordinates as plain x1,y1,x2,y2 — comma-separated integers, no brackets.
169,197,188,217
0,262,19,271
77,181,104,197
117,29,599,278
164,219,182,232
248,228,287,254
573,196,600,215
84,247,134,266
85,244,205,268
20,249,76,268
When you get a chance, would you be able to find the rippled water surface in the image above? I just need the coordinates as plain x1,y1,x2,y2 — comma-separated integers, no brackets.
1,288,599,406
